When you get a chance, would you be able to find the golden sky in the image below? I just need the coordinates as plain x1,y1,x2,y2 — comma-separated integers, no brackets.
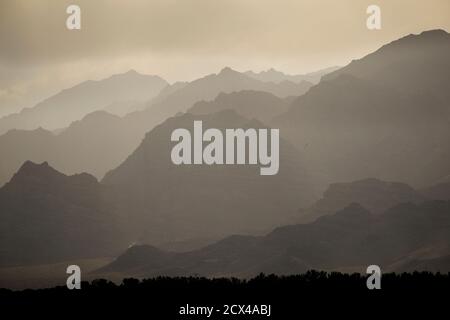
1,0,449,112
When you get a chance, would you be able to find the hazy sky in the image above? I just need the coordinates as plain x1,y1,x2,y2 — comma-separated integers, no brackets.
1,0,449,115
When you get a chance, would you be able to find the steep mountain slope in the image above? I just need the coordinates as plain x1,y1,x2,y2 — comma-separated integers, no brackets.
0,161,127,267
102,110,314,246
323,30,450,99
0,128,57,186
0,70,168,133
100,200,450,277
274,30,450,188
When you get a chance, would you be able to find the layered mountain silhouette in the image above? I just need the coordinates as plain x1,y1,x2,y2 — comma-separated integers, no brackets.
0,110,314,266
0,70,168,133
322,30,450,97
0,68,315,187
102,110,314,245
1,30,449,283
297,178,426,223
99,200,450,277
188,90,291,123
0,111,146,186
244,66,339,84
103,100,147,117
274,29,450,189
127,67,313,132
0,161,127,267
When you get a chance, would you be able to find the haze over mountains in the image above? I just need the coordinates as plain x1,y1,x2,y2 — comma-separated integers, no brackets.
0,161,126,267
188,90,291,123
97,173,449,278
99,200,450,277
244,66,340,84
1,157,447,270
125,67,313,134
295,178,426,224
274,30,450,189
0,70,168,134
0,67,316,187
102,110,314,245
0,30,449,287
0,111,144,186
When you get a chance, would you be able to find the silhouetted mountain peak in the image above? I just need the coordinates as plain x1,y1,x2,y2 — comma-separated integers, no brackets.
404,29,449,42
216,67,246,80
219,66,237,74
108,69,161,81
372,29,450,54
2,161,65,191
15,161,58,179
5,161,99,191
419,29,449,37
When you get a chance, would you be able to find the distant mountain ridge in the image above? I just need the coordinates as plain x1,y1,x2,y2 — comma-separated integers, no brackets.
128,67,313,134
245,66,340,84
188,90,291,123
274,29,450,189
0,70,168,133
0,110,145,187
296,178,426,223
1,159,448,269
0,29,449,280
99,200,450,277
0,67,315,187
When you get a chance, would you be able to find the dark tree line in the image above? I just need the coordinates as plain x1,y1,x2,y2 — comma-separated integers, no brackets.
1,271,449,317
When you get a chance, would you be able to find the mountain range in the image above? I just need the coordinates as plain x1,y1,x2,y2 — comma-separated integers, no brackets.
0,29,449,283
274,29,450,189
125,66,313,134
2,155,448,269
0,70,168,134
0,68,316,187
0,161,127,267
244,66,340,84
98,200,450,277
0,111,144,186
102,110,314,246
188,90,291,123
296,178,426,223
